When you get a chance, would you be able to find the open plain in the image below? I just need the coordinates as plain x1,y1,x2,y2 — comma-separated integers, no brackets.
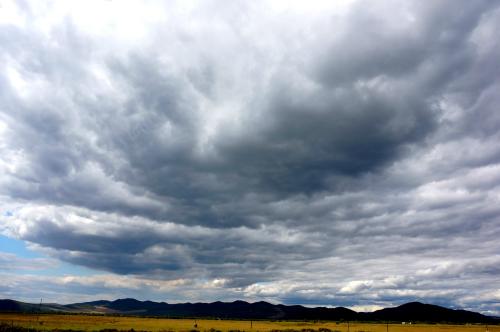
0,314,498,332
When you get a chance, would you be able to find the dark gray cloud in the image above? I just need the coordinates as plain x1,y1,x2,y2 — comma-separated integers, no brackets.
1,0,500,315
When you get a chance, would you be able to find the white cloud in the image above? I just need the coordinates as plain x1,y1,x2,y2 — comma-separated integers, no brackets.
0,0,499,315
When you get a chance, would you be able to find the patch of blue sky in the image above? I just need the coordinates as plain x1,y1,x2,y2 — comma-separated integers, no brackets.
0,234,42,258
0,235,103,277
51,261,104,277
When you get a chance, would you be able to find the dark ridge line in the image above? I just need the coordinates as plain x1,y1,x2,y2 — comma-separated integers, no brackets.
0,298,498,323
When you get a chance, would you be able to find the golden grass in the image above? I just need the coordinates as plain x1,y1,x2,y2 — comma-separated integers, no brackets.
0,313,497,332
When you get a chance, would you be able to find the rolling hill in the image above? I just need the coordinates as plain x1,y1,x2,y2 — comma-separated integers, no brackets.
0,298,497,323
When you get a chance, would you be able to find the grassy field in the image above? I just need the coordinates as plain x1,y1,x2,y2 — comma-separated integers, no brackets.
0,313,497,332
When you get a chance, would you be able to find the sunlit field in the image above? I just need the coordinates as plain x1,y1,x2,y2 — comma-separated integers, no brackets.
0,314,497,332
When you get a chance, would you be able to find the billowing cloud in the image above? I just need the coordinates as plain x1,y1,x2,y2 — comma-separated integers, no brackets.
1,0,500,315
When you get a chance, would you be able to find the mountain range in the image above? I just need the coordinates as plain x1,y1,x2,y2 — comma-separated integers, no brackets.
0,298,497,323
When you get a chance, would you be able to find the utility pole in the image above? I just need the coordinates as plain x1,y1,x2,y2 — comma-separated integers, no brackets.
386,322,389,332
37,298,42,322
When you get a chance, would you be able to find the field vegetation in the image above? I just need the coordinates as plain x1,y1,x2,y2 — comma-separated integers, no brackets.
0,314,497,332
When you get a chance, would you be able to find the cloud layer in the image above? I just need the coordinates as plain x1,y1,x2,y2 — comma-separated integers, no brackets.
1,0,500,315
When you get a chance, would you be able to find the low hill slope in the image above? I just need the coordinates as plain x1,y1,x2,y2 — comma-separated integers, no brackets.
0,298,497,323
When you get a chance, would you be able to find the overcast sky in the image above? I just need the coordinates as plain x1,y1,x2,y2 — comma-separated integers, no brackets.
1,0,499,315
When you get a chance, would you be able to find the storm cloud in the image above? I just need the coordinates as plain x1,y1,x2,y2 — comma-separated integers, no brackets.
1,0,500,315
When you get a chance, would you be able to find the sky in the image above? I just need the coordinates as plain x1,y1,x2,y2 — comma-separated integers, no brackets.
0,0,499,316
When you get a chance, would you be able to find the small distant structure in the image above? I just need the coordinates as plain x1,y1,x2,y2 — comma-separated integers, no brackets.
37,299,43,322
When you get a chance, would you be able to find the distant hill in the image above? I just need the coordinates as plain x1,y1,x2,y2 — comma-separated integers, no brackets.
0,298,497,323
0,300,22,312
365,302,492,323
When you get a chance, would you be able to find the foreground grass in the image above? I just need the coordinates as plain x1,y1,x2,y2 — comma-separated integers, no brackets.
0,314,497,332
